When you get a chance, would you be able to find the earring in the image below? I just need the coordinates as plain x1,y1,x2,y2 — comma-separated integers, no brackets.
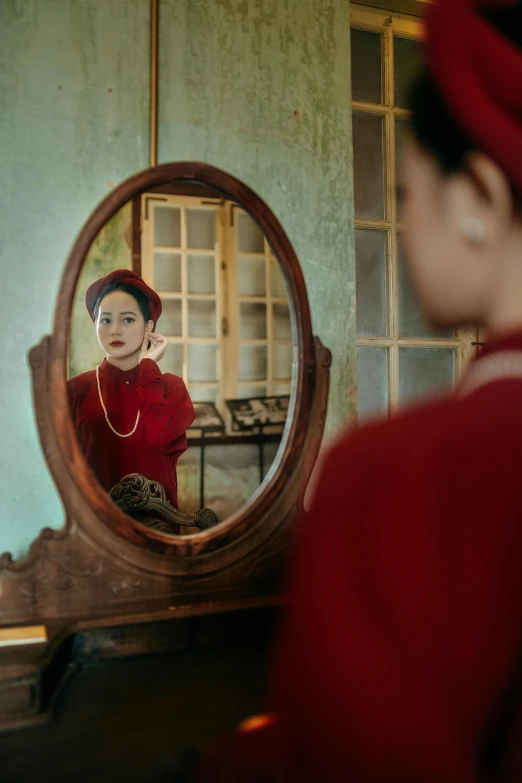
462,217,485,243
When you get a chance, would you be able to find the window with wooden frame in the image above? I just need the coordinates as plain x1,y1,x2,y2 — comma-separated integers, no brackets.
137,193,293,429
228,206,293,403
140,193,224,413
351,4,478,419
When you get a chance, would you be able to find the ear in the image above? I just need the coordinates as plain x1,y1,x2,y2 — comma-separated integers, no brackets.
146,319,154,334
462,151,514,240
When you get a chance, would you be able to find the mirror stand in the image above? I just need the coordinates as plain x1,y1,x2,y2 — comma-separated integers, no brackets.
0,333,330,731
0,163,331,733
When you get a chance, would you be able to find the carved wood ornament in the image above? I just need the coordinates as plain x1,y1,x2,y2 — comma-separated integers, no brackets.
0,162,331,629
109,473,219,532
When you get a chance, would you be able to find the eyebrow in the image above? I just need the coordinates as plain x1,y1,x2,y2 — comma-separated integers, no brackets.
100,311,138,316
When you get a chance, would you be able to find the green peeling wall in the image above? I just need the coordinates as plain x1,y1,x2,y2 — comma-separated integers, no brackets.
159,0,356,440
0,0,355,558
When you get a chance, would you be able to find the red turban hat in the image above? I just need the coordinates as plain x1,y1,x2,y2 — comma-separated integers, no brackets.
85,269,162,326
426,0,522,192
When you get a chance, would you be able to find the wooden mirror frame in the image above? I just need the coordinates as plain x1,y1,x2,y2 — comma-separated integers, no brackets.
0,162,331,626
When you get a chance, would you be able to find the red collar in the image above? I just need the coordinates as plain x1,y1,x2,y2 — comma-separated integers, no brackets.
479,328,522,359
100,358,140,385
460,328,522,396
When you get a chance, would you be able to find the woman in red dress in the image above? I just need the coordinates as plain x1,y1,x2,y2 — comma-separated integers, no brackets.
68,269,195,523
192,1,522,781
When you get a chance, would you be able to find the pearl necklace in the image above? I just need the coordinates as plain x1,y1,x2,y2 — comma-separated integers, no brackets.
96,365,140,438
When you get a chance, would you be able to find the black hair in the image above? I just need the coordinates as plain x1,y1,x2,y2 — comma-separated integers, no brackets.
410,3,522,204
93,282,151,322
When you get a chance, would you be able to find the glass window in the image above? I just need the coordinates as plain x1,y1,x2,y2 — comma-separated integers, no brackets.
351,28,382,104
159,299,182,337
154,252,181,293
351,8,474,419
188,385,219,405
357,347,388,418
399,348,455,404
238,256,266,297
188,255,215,295
240,302,267,340
395,117,411,213
186,208,216,250
153,206,181,248
237,211,265,253
188,344,218,383
355,229,387,337
188,299,217,338
273,303,291,340
239,345,268,382
394,36,422,109
353,113,385,220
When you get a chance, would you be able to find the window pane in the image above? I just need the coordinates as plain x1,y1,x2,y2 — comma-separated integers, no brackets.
351,28,382,104
394,37,422,109
188,385,218,405
237,211,265,253
153,206,181,248
186,208,216,249
159,299,182,337
188,299,216,338
273,384,291,396
395,117,410,214
273,303,291,339
161,343,184,377
188,254,215,295
239,345,267,382
273,343,292,380
398,241,453,338
238,255,266,296
355,228,387,336
240,302,267,339
154,252,181,292
237,385,267,399
271,257,287,298
357,347,388,419
399,348,455,404
188,343,217,383
353,113,385,220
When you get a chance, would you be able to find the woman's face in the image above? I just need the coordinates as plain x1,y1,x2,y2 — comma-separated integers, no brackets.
96,290,150,361
399,135,490,330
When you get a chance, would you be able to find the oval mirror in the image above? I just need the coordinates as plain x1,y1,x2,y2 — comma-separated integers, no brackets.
12,161,330,588
0,162,330,632
68,176,295,535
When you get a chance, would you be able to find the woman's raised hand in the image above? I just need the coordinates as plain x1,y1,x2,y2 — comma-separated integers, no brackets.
139,332,169,365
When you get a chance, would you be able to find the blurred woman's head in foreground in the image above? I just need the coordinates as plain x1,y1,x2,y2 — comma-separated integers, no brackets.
400,1,522,336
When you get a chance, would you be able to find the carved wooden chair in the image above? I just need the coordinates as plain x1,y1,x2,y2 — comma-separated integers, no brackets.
109,473,219,534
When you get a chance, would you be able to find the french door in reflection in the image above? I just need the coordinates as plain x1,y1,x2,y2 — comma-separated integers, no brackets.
350,5,477,419
140,196,293,422
228,208,292,402
141,196,222,410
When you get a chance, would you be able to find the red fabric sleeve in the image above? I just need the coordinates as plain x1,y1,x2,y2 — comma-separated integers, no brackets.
135,359,196,454
67,375,83,436
271,401,522,782
67,379,77,421
192,384,522,781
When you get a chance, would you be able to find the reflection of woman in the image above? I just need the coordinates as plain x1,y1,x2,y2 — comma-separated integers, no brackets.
193,2,522,781
68,270,195,518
